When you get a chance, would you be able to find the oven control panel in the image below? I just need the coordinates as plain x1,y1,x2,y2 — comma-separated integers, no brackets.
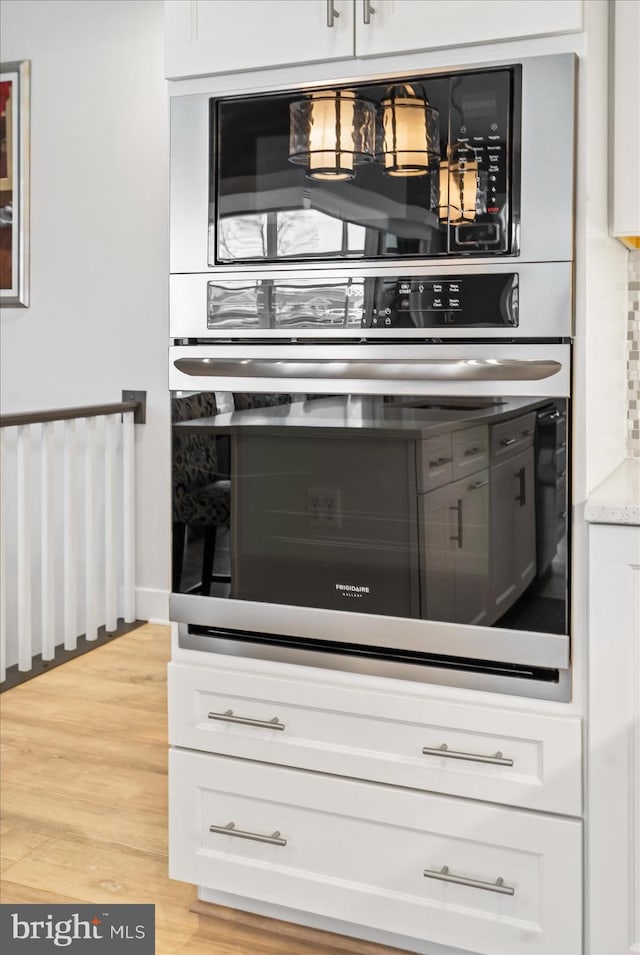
206,273,519,331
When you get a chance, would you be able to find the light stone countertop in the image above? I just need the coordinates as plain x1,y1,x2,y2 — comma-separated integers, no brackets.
584,458,640,525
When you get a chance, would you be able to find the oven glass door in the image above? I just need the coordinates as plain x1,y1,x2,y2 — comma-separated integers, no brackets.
171,380,569,674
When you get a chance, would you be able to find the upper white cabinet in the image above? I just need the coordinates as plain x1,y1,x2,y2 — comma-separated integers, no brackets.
165,0,584,80
355,0,583,58
611,0,640,240
164,1,354,79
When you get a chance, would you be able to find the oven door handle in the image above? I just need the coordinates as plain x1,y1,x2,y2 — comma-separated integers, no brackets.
173,357,563,382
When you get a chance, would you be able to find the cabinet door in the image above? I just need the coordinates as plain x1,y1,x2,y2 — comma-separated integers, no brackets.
420,482,456,623
165,0,355,80
512,449,536,594
611,0,640,238
355,0,583,58
490,447,536,620
453,469,490,627
421,470,489,626
588,524,640,954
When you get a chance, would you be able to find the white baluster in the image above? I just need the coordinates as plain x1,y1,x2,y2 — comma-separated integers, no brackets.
40,421,56,660
85,416,98,641
17,425,32,671
63,419,77,651
0,428,7,682
104,414,118,632
122,411,135,623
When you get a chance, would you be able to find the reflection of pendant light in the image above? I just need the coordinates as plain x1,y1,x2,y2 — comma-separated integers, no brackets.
438,145,478,222
379,83,440,177
288,90,375,181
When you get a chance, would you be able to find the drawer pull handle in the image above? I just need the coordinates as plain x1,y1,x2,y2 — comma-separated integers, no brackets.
429,456,452,468
469,478,489,490
464,446,484,457
208,709,286,731
501,437,517,446
521,428,535,436
424,865,515,896
422,743,514,767
210,821,287,847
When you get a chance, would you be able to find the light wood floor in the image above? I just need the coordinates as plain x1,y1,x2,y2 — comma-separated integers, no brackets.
0,624,407,955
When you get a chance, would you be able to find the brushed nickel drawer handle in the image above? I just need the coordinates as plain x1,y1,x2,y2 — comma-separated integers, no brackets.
422,743,514,767
522,428,535,436
208,709,285,731
469,478,489,490
363,0,375,24
424,865,515,896
210,821,287,847
501,436,517,446
429,456,453,468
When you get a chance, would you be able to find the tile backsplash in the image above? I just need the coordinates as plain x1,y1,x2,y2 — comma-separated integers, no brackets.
629,250,640,457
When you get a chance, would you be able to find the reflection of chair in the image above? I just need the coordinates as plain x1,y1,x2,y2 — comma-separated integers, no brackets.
172,394,231,595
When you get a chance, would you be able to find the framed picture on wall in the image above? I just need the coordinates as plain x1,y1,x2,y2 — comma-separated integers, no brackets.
0,59,30,308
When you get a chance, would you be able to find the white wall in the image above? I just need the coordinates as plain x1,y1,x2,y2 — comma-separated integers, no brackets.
0,0,170,621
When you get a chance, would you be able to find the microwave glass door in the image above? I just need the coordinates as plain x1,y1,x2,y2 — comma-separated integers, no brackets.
172,391,568,639
211,68,518,264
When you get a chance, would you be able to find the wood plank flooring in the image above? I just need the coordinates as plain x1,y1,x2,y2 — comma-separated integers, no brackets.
0,624,408,955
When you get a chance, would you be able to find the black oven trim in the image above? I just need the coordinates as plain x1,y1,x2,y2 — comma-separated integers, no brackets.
186,624,560,684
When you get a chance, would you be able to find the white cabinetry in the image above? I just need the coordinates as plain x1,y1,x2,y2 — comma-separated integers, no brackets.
587,519,640,954
169,660,583,815
164,0,584,80
355,0,583,59
164,1,353,80
168,654,583,953
611,0,640,239
170,748,582,955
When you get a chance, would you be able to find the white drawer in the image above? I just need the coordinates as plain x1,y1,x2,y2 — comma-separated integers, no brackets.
168,661,582,815
169,750,582,955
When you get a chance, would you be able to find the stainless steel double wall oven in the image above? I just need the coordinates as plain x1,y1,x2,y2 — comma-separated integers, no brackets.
169,53,576,700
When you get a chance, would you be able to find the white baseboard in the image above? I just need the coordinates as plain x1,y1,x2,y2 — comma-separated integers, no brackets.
135,587,170,624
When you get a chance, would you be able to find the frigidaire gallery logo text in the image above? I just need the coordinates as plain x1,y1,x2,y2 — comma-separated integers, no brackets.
0,904,154,953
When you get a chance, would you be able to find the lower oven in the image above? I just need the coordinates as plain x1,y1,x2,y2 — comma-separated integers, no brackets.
169,342,571,702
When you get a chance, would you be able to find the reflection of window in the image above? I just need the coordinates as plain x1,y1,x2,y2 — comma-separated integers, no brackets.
218,214,267,261
218,208,366,262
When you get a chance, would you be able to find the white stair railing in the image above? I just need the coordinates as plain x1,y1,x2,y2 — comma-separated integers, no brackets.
0,397,143,683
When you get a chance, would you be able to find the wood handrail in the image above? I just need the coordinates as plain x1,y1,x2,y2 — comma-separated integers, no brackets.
0,400,142,429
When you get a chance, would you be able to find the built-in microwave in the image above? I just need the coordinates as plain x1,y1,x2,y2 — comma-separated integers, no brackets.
170,53,575,278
